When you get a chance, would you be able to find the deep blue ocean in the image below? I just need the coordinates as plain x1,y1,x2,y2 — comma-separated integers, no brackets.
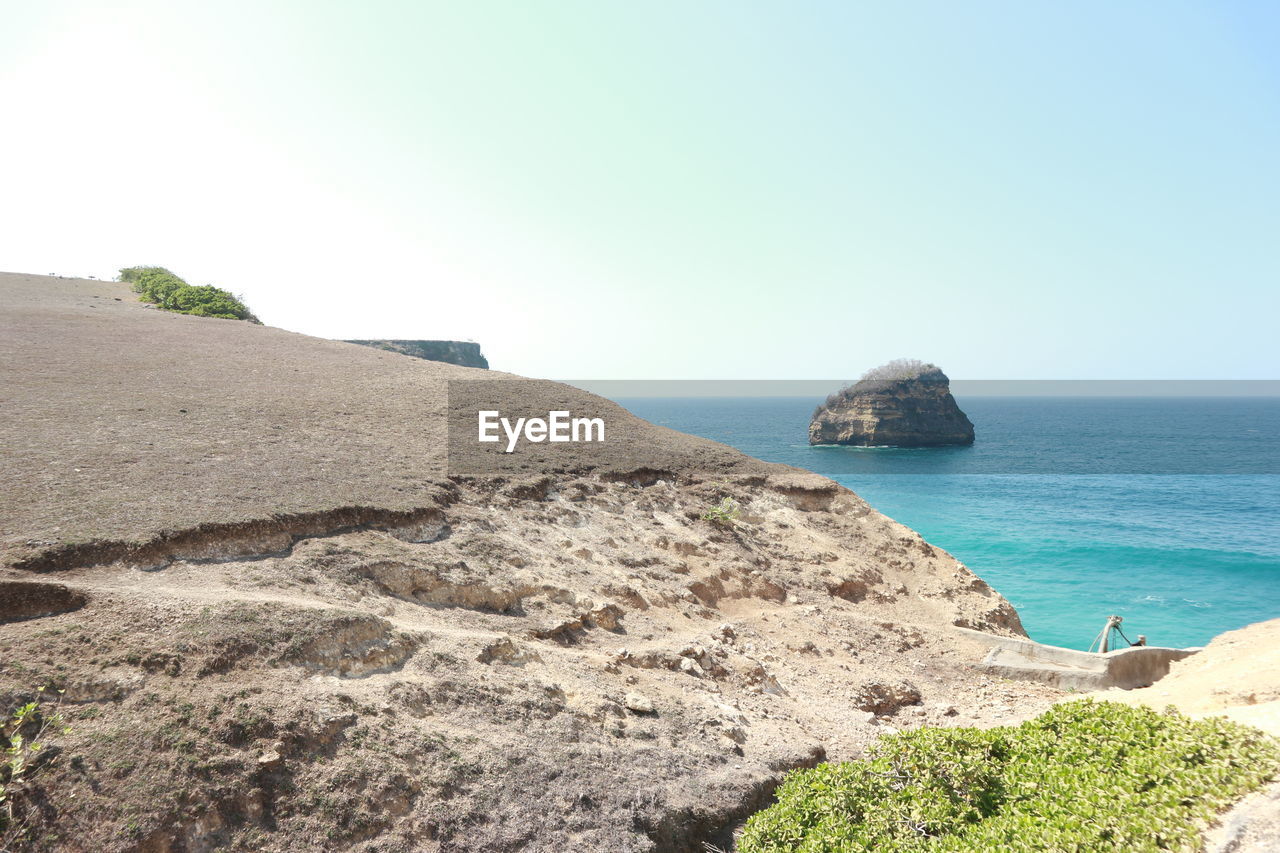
613,397,1280,650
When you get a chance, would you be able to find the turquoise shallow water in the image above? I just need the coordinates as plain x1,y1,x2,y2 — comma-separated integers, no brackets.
614,397,1280,650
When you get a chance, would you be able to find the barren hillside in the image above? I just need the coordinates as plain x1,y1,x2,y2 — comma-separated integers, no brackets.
0,273,1060,852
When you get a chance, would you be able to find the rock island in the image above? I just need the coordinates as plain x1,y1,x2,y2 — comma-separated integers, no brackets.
809,359,975,447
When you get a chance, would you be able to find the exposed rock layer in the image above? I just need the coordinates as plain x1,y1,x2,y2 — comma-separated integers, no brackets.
809,367,975,447
0,473,1048,853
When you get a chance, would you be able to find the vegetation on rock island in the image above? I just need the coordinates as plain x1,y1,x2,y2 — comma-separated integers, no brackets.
814,359,942,416
739,700,1280,852
118,266,259,322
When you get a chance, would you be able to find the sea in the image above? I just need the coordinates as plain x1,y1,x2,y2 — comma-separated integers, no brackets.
612,396,1280,651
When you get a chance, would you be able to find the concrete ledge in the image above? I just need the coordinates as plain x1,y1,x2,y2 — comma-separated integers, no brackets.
956,628,1200,691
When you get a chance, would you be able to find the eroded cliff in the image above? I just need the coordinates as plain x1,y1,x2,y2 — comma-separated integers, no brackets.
0,276,1056,852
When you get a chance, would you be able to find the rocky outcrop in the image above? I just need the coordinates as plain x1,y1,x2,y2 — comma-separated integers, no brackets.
0,473,1050,853
809,360,975,447
344,338,489,368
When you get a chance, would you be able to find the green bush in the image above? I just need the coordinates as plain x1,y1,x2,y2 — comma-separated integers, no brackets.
739,700,1280,852
702,496,741,526
2,687,70,847
118,266,259,322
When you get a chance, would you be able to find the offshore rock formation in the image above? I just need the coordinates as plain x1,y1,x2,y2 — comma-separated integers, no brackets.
810,360,975,447
345,338,489,369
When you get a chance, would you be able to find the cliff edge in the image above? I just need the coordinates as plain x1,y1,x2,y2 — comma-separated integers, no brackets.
344,339,489,369
809,359,975,447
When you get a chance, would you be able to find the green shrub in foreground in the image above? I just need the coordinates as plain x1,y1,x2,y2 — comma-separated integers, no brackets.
739,700,1280,852
118,265,259,322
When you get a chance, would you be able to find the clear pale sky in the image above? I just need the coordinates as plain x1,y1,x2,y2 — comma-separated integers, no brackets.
2,1,1277,379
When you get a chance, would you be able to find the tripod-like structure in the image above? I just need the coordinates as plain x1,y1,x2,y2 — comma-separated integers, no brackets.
1088,615,1146,653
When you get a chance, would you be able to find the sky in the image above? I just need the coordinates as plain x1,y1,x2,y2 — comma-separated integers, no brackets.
1,1,1277,380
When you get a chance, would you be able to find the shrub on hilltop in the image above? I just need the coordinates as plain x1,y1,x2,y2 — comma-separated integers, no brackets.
858,358,938,384
738,700,1280,852
118,266,259,322
814,359,943,418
